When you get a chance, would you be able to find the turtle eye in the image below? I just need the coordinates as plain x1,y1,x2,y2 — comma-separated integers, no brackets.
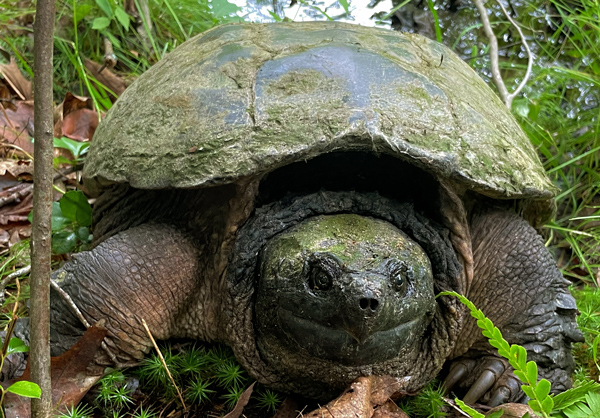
388,261,410,294
392,273,407,293
310,267,333,291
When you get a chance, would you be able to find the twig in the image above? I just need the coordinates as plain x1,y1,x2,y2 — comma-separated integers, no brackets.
98,38,117,73
0,265,30,303
472,0,533,108
472,0,509,105
142,318,187,411
49,279,121,366
496,0,533,107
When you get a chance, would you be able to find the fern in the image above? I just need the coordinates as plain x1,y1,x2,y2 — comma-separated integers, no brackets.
562,392,600,418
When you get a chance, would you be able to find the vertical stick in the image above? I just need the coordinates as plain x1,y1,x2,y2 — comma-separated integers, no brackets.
31,0,56,417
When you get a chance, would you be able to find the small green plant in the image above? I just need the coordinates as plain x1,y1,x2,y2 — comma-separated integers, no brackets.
95,370,134,415
176,344,208,377
440,291,600,418
185,377,215,405
0,283,41,418
215,360,247,390
130,405,157,418
53,136,90,166
0,338,41,417
399,381,448,418
56,403,94,418
28,190,93,255
254,388,283,414
137,345,180,389
221,385,245,410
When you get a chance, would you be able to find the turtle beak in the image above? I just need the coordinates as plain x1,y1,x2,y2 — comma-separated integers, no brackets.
344,326,374,344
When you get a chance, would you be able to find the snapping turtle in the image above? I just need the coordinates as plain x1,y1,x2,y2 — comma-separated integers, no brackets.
42,22,581,404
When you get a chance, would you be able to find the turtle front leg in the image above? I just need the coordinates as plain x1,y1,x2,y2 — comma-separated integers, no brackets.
45,224,201,363
444,209,582,405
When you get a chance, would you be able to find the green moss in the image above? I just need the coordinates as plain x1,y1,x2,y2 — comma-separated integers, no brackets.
265,70,331,97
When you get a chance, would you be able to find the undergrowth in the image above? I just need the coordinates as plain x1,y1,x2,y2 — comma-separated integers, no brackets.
89,343,282,417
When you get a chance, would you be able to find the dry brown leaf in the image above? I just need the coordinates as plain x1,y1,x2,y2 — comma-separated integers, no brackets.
0,58,32,101
85,58,128,99
304,376,410,418
53,93,99,141
486,403,538,417
62,108,99,141
4,325,108,418
223,382,256,418
0,100,34,155
372,401,409,418
0,159,33,178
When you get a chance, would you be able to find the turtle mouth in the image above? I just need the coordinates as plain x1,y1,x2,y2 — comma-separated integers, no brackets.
277,308,424,366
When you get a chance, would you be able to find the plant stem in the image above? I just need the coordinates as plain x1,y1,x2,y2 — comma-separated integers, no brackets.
31,0,56,416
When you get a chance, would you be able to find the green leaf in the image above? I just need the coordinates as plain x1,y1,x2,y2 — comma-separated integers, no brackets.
114,6,130,31
454,399,485,418
92,16,111,30
76,226,91,242
6,381,41,398
54,155,75,167
526,361,538,384
535,379,551,401
95,0,112,17
267,10,282,21
528,399,542,413
54,137,90,160
52,230,78,254
52,202,71,232
210,0,240,17
7,338,29,354
541,396,554,415
487,410,504,418
338,0,349,13
554,381,600,410
59,191,92,226
521,385,535,400
74,3,92,24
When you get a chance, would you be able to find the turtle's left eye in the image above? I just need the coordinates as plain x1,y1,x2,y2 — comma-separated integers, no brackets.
388,261,411,294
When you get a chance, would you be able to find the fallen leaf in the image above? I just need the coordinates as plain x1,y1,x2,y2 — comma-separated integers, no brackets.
486,403,538,417
0,100,34,155
372,401,409,418
0,58,32,101
4,325,108,418
304,376,411,418
61,109,98,141
85,58,128,99
0,159,33,178
223,382,256,418
54,93,99,141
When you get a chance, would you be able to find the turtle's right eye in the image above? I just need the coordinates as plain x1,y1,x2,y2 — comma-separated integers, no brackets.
310,267,333,290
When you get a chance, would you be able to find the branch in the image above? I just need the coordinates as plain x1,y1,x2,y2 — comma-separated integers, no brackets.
472,0,533,109
496,0,533,108
31,0,55,416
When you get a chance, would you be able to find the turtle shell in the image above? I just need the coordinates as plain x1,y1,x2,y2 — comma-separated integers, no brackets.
84,22,556,221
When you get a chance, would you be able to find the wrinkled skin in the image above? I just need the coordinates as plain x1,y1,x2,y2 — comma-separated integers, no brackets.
17,187,581,404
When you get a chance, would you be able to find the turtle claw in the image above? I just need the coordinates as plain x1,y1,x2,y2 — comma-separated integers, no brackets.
444,356,522,406
443,359,475,393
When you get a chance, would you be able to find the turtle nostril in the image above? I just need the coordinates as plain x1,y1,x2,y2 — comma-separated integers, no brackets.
359,298,379,311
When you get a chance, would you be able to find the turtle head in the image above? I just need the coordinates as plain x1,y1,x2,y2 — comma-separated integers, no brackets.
255,214,436,366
